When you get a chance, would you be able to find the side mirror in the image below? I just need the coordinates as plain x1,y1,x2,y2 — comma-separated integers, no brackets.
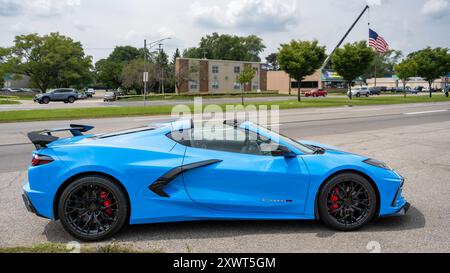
269,144,296,158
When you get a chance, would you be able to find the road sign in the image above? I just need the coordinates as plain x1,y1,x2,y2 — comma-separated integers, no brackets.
143,72,149,83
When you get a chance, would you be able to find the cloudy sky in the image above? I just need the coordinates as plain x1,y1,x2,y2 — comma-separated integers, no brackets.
0,0,449,62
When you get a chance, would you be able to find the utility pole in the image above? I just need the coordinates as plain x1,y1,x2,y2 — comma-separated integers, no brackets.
143,39,148,107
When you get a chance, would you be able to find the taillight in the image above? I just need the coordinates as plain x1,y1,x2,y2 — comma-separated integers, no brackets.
31,154,54,166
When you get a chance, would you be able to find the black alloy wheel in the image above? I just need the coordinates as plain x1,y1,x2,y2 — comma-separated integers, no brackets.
42,97,50,104
318,173,377,231
68,96,75,103
58,175,128,241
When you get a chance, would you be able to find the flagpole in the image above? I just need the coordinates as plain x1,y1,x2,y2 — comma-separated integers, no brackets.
368,6,377,88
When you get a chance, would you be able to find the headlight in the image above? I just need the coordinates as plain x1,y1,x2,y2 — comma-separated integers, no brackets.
363,158,392,170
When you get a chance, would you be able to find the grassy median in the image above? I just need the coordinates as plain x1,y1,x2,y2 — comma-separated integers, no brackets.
0,94,448,123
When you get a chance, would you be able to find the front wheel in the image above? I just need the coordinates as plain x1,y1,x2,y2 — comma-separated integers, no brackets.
68,96,75,103
58,175,128,241
318,173,377,231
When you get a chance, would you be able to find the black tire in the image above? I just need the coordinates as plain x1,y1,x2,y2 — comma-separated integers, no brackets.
318,173,377,231
68,96,75,103
356,93,361,97
58,175,128,242
365,93,369,97
42,97,50,104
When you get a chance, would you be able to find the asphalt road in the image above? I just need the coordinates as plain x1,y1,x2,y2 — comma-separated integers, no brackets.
0,102,449,252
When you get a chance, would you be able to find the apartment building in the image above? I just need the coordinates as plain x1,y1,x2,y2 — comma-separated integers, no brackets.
175,58,267,93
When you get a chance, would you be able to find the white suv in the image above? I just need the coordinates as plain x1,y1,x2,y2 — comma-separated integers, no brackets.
348,86,370,97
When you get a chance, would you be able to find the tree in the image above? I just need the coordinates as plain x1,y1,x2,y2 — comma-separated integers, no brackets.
331,41,375,99
6,33,93,92
120,59,157,94
237,66,256,105
156,49,170,94
95,45,145,89
364,49,402,80
395,58,418,98
0,47,9,87
171,48,181,65
183,33,265,62
265,53,279,71
409,47,450,98
278,40,326,101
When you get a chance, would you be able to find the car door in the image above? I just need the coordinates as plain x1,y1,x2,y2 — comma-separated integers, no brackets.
177,126,310,214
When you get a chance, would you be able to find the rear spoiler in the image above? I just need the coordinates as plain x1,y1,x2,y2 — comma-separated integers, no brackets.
28,124,94,150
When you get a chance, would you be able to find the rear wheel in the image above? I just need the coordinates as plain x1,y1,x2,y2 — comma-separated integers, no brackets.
318,173,377,231
58,175,128,241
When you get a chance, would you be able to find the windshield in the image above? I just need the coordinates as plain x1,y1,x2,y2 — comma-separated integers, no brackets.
249,123,315,154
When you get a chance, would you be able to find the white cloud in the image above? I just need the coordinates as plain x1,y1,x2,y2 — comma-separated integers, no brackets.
367,0,382,6
0,0,23,16
27,0,82,17
191,0,298,32
421,0,449,15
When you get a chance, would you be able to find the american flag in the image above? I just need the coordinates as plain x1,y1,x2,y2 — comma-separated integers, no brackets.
369,29,389,53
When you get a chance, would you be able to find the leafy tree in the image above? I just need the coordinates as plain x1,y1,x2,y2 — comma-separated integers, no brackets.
278,40,326,101
0,47,9,87
95,46,145,89
265,53,279,71
331,41,375,99
364,49,402,79
171,48,181,65
395,58,418,98
237,66,256,105
409,47,450,98
156,49,171,94
6,33,93,92
183,33,265,62
120,59,157,94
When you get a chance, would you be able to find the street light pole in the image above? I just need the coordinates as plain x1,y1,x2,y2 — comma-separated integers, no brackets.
143,39,148,107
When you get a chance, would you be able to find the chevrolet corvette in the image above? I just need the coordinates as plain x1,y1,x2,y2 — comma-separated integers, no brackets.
22,119,409,241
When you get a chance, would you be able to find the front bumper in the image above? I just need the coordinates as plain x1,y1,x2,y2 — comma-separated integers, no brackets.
392,202,411,216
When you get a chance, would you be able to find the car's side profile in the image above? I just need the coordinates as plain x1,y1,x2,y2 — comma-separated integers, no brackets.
23,120,409,241
34,88,79,104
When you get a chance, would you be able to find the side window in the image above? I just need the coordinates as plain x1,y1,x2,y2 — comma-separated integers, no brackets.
168,127,275,156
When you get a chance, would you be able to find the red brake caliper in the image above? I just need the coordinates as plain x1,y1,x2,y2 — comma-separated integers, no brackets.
100,190,113,216
329,187,340,211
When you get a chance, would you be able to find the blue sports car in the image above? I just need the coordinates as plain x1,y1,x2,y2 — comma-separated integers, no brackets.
23,119,409,241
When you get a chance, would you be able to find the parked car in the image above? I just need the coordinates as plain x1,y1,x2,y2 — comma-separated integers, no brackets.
104,91,116,102
86,88,95,97
23,120,409,241
0,88,13,92
77,91,88,100
348,86,370,97
305,89,327,97
34,88,79,104
369,87,382,95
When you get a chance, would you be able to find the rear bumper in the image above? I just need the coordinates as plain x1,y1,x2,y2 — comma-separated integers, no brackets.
22,192,48,219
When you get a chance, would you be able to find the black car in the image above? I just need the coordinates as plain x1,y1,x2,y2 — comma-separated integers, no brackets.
369,87,382,95
34,88,79,104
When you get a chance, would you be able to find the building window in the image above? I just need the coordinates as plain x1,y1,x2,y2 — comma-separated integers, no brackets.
252,83,259,91
212,80,219,90
234,66,240,74
253,67,259,73
234,82,241,90
212,65,219,74
189,80,198,90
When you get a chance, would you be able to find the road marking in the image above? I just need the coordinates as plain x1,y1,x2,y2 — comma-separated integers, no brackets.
403,110,448,115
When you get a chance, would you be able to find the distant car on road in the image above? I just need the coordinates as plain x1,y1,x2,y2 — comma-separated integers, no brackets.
77,91,88,100
305,89,327,97
34,88,79,104
369,87,382,95
348,86,370,97
86,88,95,97
104,91,116,102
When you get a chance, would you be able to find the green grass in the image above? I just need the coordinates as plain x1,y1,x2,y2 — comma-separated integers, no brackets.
0,100,20,105
118,92,289,101
0,242,162,253
0,94,448,123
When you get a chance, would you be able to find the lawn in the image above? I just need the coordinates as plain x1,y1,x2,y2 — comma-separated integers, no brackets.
0,94,448,123
0,100,20,105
